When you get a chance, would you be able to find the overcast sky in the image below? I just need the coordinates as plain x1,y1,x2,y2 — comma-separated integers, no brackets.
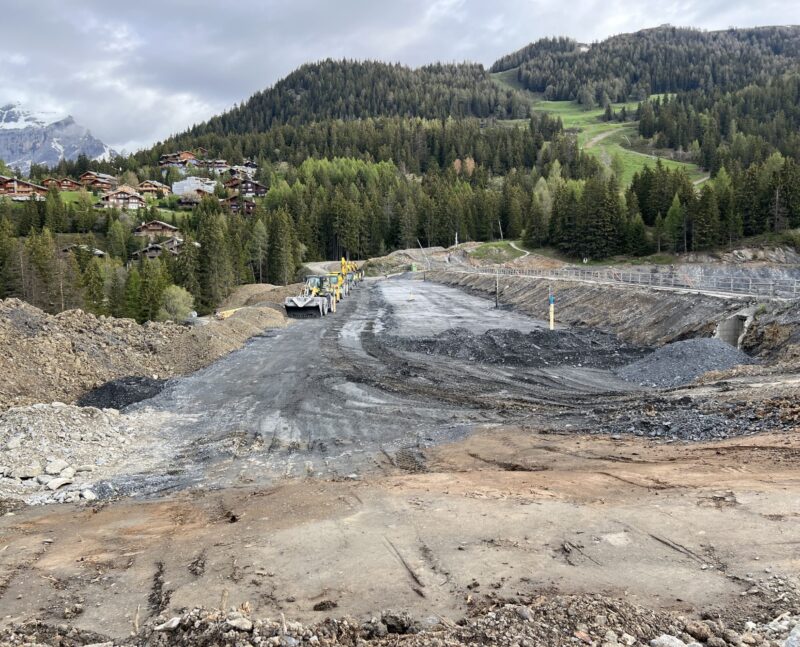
2,0,798,152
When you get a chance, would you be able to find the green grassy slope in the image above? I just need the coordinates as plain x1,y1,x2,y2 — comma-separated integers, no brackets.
492,70,706,186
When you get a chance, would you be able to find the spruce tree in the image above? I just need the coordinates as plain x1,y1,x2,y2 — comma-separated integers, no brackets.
123,267,143,322
665,194,686,253
82,258,107,315
250,218,269,283
0,217,18,298
196,199,234,313
107,219,129,261
140,259,168,322
692,185,720,251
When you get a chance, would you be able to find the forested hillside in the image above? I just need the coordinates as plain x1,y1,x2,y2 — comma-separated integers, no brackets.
492,26,800,105
185,60,531,136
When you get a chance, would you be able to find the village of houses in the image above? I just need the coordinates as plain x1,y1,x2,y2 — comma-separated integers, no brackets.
0,150,265,262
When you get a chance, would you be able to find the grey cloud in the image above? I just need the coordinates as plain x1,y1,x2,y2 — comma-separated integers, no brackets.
1,0,798,151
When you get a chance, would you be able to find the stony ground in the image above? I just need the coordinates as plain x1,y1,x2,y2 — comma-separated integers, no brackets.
1,596,798,646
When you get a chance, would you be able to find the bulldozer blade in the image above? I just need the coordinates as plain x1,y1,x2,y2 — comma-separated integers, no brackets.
284,305,323,318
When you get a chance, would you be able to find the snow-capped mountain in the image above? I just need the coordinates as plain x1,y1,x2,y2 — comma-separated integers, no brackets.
0,102,117,173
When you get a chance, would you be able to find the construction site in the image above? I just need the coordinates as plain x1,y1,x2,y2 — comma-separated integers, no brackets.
1,244,799,647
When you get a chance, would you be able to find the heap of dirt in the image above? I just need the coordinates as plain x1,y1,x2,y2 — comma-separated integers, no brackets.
0,298,288,411
388,327,646,369
220,282,303,310
5,595,797,646
616,338,756,388
0,594,686,646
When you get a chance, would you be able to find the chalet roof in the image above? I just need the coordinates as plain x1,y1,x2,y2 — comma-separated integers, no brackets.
135,220,179,231
61,244,106,257
138,180,170,189
81,171,116,181
6,178,47,191
100,185,143,199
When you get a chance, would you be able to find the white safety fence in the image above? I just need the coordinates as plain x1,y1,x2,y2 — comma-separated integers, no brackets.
435,267,800,299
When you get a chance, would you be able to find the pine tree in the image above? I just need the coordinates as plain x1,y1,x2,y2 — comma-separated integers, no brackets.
196,199,234,313
107,219,129,261
140,259,169,322
692,185,720,251
250,218,269,283
82,257,107,315
653,213,666,253
626,213,649,256
523,196,546,248
123,267,143,322
109,267,127,318
266,208,298,285
173,232,201,299
0,217,18,298
665,194,687,253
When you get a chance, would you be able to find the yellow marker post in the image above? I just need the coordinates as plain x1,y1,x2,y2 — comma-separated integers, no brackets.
548,289,555,331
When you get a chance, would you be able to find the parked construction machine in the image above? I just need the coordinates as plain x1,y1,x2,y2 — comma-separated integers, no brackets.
283,259,363,319
284,275,337,318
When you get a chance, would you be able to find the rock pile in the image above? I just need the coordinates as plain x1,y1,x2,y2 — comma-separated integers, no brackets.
616,338,756,388
0,402,149,503
1,595,798,646
0,297,287,411
650,611,800,647
388,326,645,370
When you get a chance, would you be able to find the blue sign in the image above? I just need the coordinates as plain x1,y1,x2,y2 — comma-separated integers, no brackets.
549,295,555,305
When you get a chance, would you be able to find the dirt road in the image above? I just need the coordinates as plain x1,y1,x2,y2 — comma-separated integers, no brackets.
0,277,798,641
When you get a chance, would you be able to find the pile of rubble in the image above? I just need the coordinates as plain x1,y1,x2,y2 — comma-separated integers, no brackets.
0,402,155,504
1,594,798,646
616,338,756,388
0,297,287,411
388,326,645,369
0,594,681,646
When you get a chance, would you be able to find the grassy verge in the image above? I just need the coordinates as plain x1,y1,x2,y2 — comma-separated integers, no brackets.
470,241,526,263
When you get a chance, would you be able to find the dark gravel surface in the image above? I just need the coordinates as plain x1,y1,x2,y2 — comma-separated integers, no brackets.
387,327,646,369
590,395,799,441
616,338,756,388
76,376,167,410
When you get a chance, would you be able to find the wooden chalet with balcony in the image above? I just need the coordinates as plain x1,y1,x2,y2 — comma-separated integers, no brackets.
221,195,256,216
96,185,146,210
133,220,180,240
137,180,172,198
0,177,48,201
225,177,267,197
79,171,118,192
43,177,83,191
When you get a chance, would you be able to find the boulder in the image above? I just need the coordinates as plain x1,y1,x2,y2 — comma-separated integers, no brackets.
45,459,69,475
46,477,72,491
11,461,41,479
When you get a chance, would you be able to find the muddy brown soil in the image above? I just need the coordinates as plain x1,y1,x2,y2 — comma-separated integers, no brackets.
0,427,798,642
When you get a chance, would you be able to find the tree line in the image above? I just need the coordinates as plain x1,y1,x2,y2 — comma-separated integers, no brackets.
186,60,531,137
492,26,800,106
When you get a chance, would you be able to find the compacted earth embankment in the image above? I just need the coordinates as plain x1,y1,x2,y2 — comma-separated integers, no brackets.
426,270,800,360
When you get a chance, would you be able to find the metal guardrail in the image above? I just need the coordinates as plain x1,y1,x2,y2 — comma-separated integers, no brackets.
439,267,799,299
